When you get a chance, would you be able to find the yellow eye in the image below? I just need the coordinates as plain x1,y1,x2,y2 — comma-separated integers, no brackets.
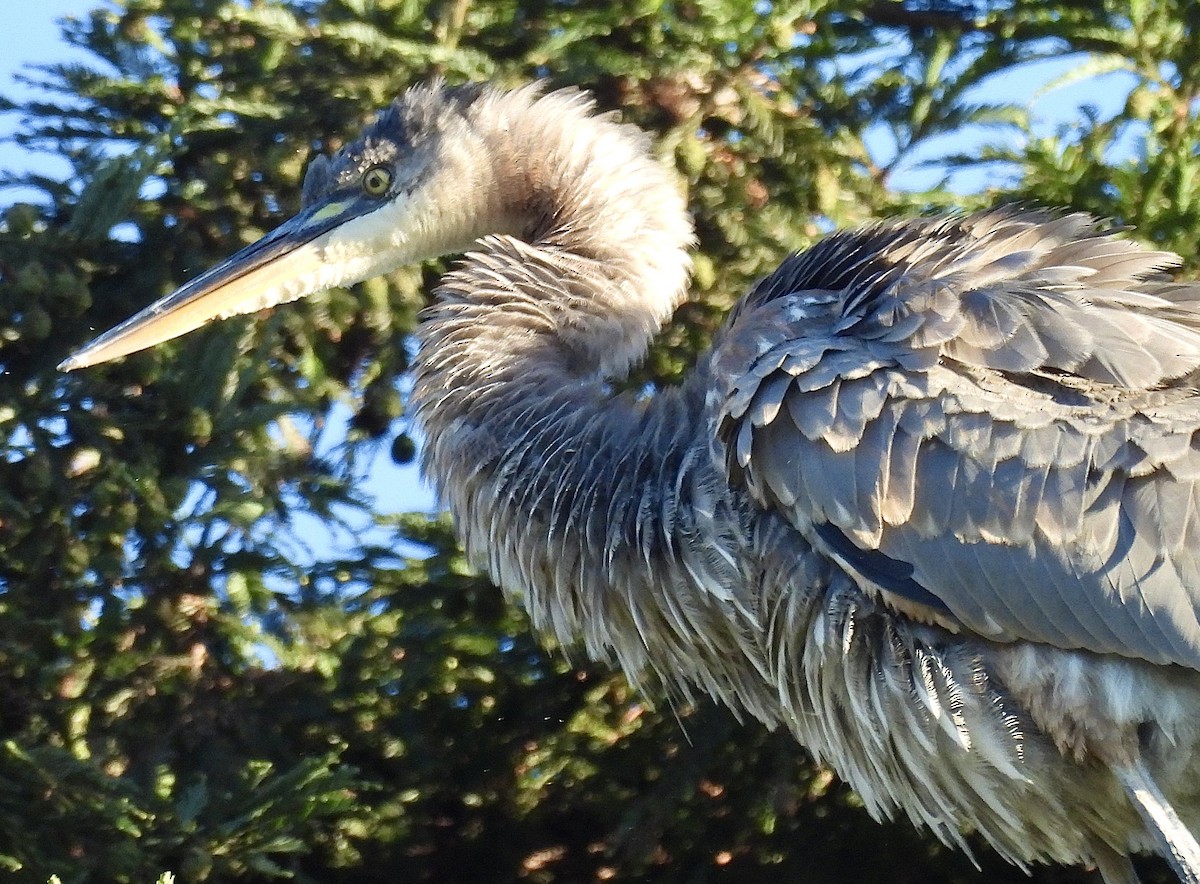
362,165,392,197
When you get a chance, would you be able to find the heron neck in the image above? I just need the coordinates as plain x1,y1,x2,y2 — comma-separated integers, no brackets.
411,92,703,601
411,108,700,519
409,97,770,702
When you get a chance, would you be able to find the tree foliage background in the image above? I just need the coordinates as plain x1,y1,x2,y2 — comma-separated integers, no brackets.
1,0,1197,881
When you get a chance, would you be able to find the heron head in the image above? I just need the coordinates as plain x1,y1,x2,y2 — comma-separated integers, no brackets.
60,81,494,371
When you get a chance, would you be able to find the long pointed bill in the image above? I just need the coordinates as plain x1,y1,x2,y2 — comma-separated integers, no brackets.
59,195,380,372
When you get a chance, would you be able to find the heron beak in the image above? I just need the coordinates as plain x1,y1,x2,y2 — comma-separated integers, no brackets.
58,196,373,372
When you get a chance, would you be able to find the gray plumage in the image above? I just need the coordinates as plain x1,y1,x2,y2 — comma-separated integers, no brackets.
60,81,1200,883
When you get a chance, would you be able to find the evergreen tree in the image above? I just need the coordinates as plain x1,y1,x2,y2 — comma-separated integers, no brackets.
2,0,1197,880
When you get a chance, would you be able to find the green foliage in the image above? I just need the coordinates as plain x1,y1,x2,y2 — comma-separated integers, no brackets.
1,0,1196,880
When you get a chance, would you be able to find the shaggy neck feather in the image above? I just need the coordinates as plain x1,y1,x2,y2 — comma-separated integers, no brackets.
410,88,768,708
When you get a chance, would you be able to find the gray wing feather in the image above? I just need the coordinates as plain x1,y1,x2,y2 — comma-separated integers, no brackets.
716,208,1200,667
1115,760,1200,884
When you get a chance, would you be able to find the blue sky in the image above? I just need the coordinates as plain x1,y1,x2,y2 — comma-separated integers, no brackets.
1,2,95,204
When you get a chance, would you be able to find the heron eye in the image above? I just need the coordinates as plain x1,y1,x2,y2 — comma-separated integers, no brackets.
362,166,392,197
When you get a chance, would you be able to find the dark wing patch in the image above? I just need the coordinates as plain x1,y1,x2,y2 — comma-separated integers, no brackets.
813,521,951,616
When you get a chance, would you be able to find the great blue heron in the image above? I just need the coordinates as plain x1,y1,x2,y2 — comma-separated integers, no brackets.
60,81,1200,882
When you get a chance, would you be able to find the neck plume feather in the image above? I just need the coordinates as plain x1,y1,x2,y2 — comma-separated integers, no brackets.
410,86,774,713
